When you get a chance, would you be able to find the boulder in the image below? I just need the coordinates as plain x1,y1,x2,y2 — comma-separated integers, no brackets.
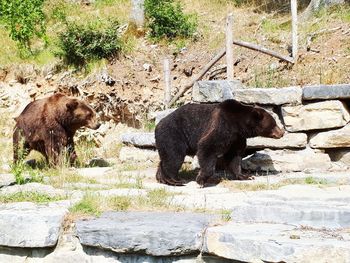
76,211,215,256
233,86,302,105
310,124,350,148
119,146,158,162
282,100,350,132
303,84,350,100
121,132,155,147
242,148,332,172
205,222,350,262
247,132,307,149
192,80,239,102
0,202,68,247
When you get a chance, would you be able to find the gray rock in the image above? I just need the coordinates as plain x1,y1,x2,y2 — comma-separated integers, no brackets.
233,86,302,105
303,84,350,100
282,100,350,132
119,146,158,162
121,132,155,147
0,183,66,198
205,222,350,262
310,124,350,148
231,199,350,228
148,108,176,124
0,202,68,247
242,148,332,172
76,211,215,256
247,132,307,149
192,80,240,102
0,174,15,188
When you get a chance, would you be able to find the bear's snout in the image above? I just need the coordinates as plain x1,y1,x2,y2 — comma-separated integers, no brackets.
270,126,285,139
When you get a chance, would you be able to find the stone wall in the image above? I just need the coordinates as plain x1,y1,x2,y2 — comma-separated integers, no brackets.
192,81,350,173
122,82,350,173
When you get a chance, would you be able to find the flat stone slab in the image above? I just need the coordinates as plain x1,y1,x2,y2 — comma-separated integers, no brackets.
233,86,302,105
119,146,158,162
149,108,177,125
0,174,15,188
247,132,307,149
310,124,350,148
76,211,215,256
192,80,239,102
205,222,350,262
0,182,66,197
303,84,350,100
282,100,350,132
121,132,155,147
0,202,69,247
242,148,332,172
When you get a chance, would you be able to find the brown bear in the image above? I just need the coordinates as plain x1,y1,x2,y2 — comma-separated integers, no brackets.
13,93,100,166
155,99,284,187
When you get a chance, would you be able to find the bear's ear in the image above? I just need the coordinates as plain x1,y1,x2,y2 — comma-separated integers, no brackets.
66,100,79,111
252,108,264,121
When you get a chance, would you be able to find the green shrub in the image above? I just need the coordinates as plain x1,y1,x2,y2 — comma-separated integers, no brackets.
0,0,46,50
144,0,197,41
56,20,122,67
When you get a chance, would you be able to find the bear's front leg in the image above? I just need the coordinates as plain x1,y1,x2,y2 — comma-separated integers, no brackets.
196,148,220,187
67,137,77,165
45,129,68,166
226,155,254,180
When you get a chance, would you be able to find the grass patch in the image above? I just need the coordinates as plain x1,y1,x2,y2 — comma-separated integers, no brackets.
107,195,132,211
0,191,65,203
304,176,327,185
69,193,102,216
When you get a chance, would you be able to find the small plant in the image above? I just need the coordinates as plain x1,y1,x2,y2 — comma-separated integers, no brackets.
304,176,327,185
0,0,47,51
56,19,122,67
220,209,232,222
70,193,102,216
107,196,132,211
144,0,197,41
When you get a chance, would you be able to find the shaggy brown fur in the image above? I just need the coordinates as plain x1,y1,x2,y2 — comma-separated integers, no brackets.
155,99,284,187
13,93,100,166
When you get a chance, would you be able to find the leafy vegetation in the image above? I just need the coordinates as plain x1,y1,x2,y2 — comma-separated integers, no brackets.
0,0,47,52
56,20,122,67
144,0,197,40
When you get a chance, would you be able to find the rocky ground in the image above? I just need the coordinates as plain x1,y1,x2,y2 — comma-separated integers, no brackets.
1,164,350,262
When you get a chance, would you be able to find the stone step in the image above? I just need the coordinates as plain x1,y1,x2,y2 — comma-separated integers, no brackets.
205,222,350,262
0,202,69,248
76,211,216,256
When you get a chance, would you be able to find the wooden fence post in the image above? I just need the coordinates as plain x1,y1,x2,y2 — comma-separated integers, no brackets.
163,58,171,108
291,0,298,63
226,13,234,80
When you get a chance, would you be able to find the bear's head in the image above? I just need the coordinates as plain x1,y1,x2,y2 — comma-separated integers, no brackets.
250,107,284,139
66,99,101,131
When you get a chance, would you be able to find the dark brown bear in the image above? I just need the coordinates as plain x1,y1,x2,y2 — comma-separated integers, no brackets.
155,99,284,187
13,93,100,166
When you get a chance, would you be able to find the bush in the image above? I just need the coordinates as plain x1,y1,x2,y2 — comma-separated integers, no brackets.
0,0,46,50
144,0,197,41
56,20,122,67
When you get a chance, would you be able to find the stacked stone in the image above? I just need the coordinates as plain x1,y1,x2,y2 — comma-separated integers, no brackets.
192,81,350,173
121,81,350,173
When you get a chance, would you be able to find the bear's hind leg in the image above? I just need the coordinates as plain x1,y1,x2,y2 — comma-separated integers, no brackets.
13,127,30,163
156,145,186,186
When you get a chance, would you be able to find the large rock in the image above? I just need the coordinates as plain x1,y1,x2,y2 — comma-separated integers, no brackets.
192,81,302,105
0,202,68,247
148,108,176,124
192,80,240,102
247,132,307,149
303,84,350,100
231,199,350,228
121,132,155,147
234,86,302,105
205,222,350,262
282,100,350,132
119,146,158,162
76,211,215,256
310,124,350,148
242,148,332,172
